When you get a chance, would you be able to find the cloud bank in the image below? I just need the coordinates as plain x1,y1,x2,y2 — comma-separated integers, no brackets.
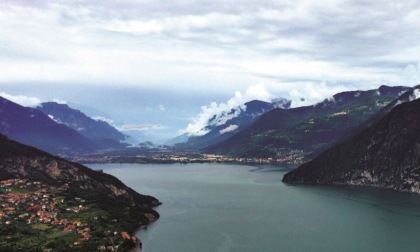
2,1,420,92
220,124,239,134
121,124,165,131
185,84,272,136
0,92,41,107
287,82,351,108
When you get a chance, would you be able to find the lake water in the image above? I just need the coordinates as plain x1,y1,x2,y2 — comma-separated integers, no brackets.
87,163,420,252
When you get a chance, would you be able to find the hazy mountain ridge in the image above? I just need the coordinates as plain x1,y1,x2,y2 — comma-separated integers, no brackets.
282,87,420,193
206,85,412,160
0,96,99,155
0,97,132,155
37,102,127,149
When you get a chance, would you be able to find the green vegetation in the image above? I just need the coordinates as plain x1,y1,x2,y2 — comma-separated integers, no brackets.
0,179,139,251
207,86,411,162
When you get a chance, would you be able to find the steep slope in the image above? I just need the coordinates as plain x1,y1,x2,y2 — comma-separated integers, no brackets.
180,98,291,148
283,89,420,193
0,133,160,227
207,85,411,160
0,96,99,155
37,102,127,149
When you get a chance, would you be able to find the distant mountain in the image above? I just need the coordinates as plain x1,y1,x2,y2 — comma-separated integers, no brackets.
206,85,412,160
0,96,100,155
122,129,153,146
37,102,127,149
283,86,420,193
165,133,190,145
178,98,291,148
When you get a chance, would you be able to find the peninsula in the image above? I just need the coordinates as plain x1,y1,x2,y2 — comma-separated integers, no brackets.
0,134,160,251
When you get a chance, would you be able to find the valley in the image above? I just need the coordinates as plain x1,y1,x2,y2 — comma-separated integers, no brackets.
3,2,420,251
1,84,420,251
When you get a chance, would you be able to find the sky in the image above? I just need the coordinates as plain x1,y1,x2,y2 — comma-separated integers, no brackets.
1,0,420,142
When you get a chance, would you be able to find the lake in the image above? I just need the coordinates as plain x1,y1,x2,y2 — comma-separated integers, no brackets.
86,163,420,252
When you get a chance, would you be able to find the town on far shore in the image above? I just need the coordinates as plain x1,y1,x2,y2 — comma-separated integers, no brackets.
71,149,305,165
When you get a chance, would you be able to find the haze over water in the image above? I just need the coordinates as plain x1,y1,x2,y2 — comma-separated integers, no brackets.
88,163,420,252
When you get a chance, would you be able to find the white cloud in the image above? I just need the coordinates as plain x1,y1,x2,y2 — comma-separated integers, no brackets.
410,88,420,101
0,92,41,107
52,98,67,104
2,1,420,92
287,82,350,108
159,104,165,111
184,84,272,136
397,63,420,86
219,124,239,134
120,124,165,131
92,116,114,125
105,19,163,35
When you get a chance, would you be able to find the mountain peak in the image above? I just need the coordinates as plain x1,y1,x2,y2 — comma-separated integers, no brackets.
377,85,411,95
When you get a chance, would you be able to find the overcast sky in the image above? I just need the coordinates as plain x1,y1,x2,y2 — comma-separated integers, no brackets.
1,0,420,141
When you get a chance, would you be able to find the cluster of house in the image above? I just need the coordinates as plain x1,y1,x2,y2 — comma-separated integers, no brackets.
0,178,138,249
161,153,305,164
97,231,138,252
0,179,91,245
1,179,60,223
72,147,306,165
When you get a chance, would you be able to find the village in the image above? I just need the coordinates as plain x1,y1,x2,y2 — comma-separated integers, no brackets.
72,149,305,165
0,178,137,251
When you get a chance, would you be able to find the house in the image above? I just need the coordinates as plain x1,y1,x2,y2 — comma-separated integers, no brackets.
121,231,131,239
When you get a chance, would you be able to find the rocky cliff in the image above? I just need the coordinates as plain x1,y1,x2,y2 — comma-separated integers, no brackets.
283,91,420,193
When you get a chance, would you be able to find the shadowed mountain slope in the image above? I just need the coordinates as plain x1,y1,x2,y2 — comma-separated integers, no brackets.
37,102,127,149
283,87,420,193
0,96,99,155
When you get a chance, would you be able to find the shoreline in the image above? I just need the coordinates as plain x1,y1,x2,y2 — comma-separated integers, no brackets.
131,216,160,252
129,225,146,252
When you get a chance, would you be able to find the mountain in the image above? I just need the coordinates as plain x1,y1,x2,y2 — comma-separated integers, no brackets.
165,133,190,145
206,85,412,161
282,87,420,193
0,133,160,218
0,96,101,155
37,102,127,149
0,133,160,248
122,129,153,146
178,98,291,148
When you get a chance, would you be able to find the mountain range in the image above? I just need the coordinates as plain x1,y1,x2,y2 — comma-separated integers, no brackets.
0,97,127,156
283,87,420,193
36,102,127,149
0,97,98,155
176,98,291,148
206,85,412,161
